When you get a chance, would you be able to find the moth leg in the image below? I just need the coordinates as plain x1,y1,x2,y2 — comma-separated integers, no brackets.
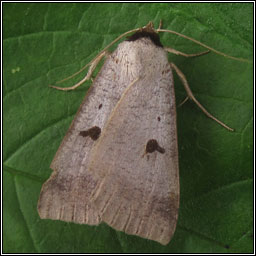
178,96,189,107
158,20,163,30
165,47,210,57
170,62,234,131
50,51,109,91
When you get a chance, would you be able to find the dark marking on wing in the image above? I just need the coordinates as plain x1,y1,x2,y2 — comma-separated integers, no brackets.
80,126,101,141
146,139,165,154
126,28,163,47
157,116,161,121
98,104,103,109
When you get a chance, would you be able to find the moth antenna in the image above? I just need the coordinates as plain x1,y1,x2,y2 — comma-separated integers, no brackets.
157,28,251,63
164,47,210,57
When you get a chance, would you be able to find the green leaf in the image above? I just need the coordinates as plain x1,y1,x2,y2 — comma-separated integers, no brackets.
3,2,253,253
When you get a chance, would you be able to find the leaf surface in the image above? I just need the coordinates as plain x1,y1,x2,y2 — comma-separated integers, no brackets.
3,3,253,253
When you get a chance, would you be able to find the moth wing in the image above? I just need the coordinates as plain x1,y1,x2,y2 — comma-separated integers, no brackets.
88,65,179,245
37,48,136,225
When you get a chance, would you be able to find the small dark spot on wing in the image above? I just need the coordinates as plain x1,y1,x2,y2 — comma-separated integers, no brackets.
98,104,102,109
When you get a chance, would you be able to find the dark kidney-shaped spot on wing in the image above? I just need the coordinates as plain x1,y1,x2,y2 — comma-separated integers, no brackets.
80,126,101,141
146,139,165,154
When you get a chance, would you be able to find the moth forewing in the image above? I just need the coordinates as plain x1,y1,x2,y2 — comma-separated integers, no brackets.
38,42,143,226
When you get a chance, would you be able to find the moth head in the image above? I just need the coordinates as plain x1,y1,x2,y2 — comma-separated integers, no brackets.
126,22,163,47
143,21,155,33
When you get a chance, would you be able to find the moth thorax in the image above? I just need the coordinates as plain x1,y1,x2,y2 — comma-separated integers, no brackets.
117,39,167,79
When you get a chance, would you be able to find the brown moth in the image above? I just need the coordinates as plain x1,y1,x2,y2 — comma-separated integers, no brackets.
38,22,246,245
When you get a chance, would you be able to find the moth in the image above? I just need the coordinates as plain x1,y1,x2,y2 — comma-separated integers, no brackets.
38,21,246,245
